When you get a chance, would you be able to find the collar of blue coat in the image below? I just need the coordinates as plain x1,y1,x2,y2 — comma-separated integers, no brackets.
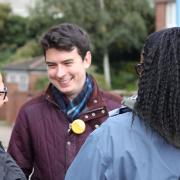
122,95,137,110
108,95,137,117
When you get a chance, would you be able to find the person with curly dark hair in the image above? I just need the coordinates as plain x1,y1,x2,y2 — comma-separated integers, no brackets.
65,27,180,180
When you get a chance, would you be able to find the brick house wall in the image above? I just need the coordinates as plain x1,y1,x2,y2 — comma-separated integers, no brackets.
155,0,167,30
1,74,46,123
1,57,47,123
4,83,39,124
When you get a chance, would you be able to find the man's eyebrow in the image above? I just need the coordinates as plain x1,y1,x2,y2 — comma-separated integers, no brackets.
45,61,56,66
46,59,74,64
62,59,74,63
45,61,55,63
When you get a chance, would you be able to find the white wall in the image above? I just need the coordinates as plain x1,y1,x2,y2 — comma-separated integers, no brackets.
166,1,176,28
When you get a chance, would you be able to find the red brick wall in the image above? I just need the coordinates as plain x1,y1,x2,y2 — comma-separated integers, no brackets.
0,103,8,121
6,88,29,124
29,72,46,91
0,72,47,124
155,0,168,31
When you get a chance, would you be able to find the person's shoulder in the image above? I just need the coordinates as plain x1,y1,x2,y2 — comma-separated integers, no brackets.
99,90,122,111
101,90,122,102
90,112,135,139
106,111,134,130
90,75,122,105
19,92,47,112
13,92,49,126
85,112,138,156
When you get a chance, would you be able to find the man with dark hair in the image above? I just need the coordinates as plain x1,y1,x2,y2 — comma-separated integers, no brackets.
65,27,180,180
8,23,122,180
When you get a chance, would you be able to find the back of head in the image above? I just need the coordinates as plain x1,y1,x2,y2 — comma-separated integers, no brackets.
135,27,180,147
41,23,90,59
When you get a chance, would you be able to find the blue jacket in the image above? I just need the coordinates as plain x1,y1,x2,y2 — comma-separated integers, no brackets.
65,112,180,180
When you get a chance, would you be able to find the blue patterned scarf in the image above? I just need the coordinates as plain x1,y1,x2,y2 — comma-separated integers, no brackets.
51,75,93,122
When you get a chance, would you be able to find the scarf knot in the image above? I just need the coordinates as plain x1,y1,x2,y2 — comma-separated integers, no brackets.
51,75,93,122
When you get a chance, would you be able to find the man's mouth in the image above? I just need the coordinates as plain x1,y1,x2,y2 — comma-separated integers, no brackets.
58,77,73,87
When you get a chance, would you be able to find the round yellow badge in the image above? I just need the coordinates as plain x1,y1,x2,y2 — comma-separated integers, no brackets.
71,119,86,134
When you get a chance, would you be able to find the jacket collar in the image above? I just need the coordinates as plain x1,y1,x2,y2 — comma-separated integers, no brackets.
44,75,109,122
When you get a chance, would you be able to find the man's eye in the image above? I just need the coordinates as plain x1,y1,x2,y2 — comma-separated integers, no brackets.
47,64,56,68
65,63,71,65
64,61,73,65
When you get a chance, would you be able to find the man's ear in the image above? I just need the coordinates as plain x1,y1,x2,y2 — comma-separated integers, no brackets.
83,51,92,69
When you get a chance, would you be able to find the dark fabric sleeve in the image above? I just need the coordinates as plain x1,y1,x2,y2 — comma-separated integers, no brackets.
0,144,26,180
4,152,27,180
7,109,34,178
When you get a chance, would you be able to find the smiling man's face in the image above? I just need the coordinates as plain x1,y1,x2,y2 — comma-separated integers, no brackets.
45,47,91,100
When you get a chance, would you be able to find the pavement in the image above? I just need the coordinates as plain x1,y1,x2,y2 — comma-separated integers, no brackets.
0,121,13,149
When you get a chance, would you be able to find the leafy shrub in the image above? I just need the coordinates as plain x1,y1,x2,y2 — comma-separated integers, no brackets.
111,61,138,91
9,40,42,61
35,76,49,91
88,65,110,90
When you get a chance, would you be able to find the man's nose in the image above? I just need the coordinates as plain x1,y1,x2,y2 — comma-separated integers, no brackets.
56,65,66,78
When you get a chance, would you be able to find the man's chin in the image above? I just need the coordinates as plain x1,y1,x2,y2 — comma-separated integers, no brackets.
59,88,73,95
55,84,71,92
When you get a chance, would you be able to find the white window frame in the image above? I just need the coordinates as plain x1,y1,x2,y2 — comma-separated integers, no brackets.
166,1,176,28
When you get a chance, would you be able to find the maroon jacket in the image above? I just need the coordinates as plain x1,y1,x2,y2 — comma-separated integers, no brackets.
8,79,122,180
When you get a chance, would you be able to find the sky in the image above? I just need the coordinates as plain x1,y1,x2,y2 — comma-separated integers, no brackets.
0,0,35,16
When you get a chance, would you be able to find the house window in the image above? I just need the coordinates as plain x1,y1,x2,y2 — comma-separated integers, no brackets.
6,72,18,83
6,71,29,91
6,72,17,83
166,1,176,28
18,73,29,91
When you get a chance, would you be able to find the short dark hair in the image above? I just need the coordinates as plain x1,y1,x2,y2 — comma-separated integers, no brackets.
41,23,91,59
135,27,180,147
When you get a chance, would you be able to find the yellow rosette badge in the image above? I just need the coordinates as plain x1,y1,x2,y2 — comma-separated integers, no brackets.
71,119,86,134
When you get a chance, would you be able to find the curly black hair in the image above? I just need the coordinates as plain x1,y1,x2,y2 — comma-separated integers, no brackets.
135,27,180,147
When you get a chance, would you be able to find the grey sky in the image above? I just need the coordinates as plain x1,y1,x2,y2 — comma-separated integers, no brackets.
0,0,35,16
